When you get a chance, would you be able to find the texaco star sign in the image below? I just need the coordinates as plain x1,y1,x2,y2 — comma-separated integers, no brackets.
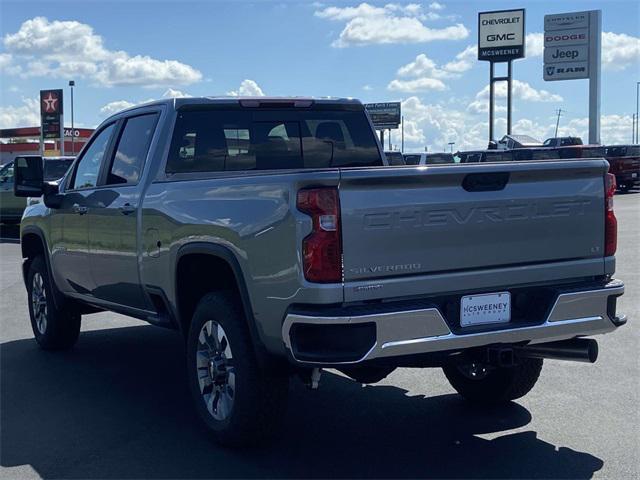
42,92,59,113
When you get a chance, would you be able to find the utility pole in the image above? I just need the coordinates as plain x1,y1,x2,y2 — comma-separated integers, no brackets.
69,80,75,155
448,142,455,153
554,109,562,138
633,114,637,143
401,116,404,153
636,82,640,143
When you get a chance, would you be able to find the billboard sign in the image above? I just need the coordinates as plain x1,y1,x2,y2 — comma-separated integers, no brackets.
543,11,597,81
478,9,526,62
40,89,63,140
364,102,401,129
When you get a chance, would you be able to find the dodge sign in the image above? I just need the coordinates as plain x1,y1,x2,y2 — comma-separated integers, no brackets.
478,9,525,62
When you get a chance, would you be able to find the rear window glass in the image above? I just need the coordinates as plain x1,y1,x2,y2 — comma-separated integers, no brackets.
166,108,382,173
404,154,421,165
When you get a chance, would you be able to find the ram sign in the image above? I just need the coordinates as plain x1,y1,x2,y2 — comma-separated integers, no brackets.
478,9,525,62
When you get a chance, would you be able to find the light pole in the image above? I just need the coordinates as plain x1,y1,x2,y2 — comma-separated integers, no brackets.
448,142,455,153
636,81,639,144
69,80,75,155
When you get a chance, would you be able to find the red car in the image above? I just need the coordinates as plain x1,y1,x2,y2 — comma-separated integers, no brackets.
605,145,640,193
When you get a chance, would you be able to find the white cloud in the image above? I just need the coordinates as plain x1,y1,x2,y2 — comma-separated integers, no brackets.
3,17,202,87
401,96,490,151
601,32,640,71
388,77,446,92
314,3,468,47
0,53,12,69
99,100,136,116
162,88,191,98
526,31,639,71
468,80,562,113
0,97,40,129
526,33,544,57
227,79,265,97
362,84,373,91
389,45,476,93
429,2,445,11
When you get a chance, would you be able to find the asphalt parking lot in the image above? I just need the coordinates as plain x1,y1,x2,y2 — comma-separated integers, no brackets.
0,192,638,479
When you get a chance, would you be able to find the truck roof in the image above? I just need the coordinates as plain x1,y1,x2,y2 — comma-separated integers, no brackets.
117,96,365,115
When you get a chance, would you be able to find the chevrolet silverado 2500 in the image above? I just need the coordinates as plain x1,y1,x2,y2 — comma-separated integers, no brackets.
14,97,626,446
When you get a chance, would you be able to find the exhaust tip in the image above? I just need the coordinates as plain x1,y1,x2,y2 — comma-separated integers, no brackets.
585,339,599,363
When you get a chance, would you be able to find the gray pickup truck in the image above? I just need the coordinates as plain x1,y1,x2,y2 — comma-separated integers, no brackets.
14,97,625,446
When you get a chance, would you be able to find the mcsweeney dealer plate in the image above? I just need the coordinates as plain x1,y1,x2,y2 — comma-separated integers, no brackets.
460,292,511,327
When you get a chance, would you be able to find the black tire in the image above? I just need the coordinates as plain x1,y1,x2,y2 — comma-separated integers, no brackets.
27,256,81,350
186,292,289,447
339,366,395,384
442,358,543,405
618,184,631,193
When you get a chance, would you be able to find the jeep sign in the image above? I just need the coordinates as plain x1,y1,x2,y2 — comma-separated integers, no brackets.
544,45,589,63
478,9,525,62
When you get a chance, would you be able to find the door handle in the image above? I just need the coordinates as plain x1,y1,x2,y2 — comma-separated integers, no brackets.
119,203,136,215
72,204,88,215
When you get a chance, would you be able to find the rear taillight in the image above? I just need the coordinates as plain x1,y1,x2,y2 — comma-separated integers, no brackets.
605,173,617,256
297,187,342,283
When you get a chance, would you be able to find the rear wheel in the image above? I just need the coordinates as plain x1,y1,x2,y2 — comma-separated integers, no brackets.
27,256,81,349
186,292,289,446
442,358,543,404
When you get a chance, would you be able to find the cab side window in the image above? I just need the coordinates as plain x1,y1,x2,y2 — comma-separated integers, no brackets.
0,163,14,184
107,113,159,185
71,123,115,190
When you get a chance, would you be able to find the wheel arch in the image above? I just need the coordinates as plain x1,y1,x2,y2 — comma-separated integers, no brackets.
20,226,65,310
173,242,268,362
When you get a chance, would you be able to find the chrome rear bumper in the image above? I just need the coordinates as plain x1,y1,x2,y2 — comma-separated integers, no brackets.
282,280,625,365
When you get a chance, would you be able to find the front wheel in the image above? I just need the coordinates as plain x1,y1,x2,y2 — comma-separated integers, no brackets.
442,358,543,405
27,256,81,349
186,292,289,447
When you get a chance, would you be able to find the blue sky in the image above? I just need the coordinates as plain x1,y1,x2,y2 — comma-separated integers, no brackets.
1,0,639,151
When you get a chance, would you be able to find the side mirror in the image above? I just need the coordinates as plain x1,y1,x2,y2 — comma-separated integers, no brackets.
13,156,44,197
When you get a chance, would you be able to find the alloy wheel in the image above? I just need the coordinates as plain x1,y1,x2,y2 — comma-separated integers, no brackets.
31,272,48,334
196,320,235,421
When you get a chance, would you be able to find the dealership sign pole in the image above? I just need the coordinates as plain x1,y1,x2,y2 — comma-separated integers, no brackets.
40,89,64,156
478,9,526,143
543,10,601,144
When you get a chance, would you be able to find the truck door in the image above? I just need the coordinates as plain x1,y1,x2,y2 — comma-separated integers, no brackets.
0,161,27,221
50,123,117,294
87,112,159,311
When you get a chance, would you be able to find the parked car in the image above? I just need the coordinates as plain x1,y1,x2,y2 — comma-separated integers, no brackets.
605,145,640,193
0,156,74,223
543,136,583,148
404,153,455,165
497,134,543,150
384,151,405,165
15,97,625,447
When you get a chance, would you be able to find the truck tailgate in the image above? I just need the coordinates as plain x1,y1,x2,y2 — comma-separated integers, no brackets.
339,160,607,284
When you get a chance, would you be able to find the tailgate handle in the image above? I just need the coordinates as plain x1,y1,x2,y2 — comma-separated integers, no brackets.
462,172,510,192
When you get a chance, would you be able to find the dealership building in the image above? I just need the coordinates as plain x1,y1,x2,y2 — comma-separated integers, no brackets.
0,127,94,165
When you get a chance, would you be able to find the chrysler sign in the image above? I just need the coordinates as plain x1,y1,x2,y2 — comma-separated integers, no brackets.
478,9,525,62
